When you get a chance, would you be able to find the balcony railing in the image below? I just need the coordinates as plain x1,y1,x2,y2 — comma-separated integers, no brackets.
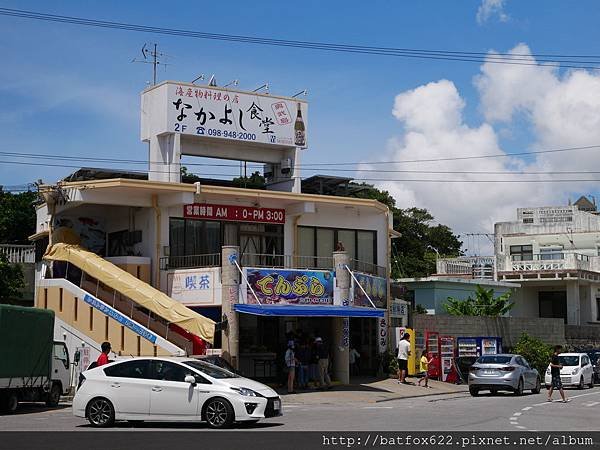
499,252,599,272
436,256,495,280
0,244,35,263
160,253,222,270
160,251,386,277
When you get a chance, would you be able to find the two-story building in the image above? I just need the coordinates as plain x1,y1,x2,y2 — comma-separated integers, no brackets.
495,197,600,325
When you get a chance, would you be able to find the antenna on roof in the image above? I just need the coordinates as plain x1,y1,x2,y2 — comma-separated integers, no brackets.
292,89,307,98
208,75,217,87
192,74,205,84
223,79,239,88
132,43,172,85
253,83,269,93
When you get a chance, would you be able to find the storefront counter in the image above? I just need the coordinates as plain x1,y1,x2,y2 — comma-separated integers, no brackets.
240,352,278,379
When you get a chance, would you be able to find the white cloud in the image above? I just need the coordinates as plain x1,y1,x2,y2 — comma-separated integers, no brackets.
369,44,600,254
476,0,510,24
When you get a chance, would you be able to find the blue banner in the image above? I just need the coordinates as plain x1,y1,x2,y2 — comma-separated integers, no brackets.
83,294,157,344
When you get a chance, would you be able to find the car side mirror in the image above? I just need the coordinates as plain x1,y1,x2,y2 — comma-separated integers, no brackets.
184,375,196,385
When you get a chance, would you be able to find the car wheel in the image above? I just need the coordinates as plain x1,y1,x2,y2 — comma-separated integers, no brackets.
589,377,595,389
469,386,479,397
46,383,62,407
514,378,524,396
578,376,584,390
532,377,541,394
3,392,19,414
204,398,234,429
87,398,115,428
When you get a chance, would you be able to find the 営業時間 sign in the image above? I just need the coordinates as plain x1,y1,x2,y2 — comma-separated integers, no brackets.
165,82,307,148
184,204,285,224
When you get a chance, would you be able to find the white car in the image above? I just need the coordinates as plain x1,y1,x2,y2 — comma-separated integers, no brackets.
73,357,282,428
544,353,595,389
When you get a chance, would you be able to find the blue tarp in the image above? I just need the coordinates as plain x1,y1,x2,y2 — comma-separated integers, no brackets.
234,304,385,318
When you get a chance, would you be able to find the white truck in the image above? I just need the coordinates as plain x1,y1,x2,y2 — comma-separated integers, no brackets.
0,305,71,413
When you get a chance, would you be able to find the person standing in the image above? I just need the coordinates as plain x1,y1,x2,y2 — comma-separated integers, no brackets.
284,341,296,394
397,333,412,384
417,350,433,388
315,337,332,389
349,345,361,376
96,342,111,367
548,345,569,403
296,342,310,389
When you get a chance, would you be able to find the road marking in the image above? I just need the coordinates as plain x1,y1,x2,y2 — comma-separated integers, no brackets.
363,406,393,409
516,426,526,429
521,407,531,411
512,412,522,416
585,401,599,407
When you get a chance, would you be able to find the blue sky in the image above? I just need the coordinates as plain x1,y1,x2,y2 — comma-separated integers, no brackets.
1,1,600,246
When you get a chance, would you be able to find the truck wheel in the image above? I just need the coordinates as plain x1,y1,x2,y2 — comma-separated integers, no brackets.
87,398,115,427
46,383,62,407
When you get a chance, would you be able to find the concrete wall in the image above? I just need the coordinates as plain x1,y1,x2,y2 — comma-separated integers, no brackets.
565,325,600,348
412,314,565,348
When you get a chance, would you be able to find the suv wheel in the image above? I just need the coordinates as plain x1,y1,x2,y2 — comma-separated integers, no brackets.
532,377,541,394
469,386,479,397
578,376,584,390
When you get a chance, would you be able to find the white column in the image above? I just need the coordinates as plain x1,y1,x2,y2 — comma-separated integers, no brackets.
221,246,240,369
332,251,350,384
566,280,581,325
149,133,181,182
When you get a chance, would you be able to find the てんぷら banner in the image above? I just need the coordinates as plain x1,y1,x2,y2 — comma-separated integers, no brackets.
243,268,334,305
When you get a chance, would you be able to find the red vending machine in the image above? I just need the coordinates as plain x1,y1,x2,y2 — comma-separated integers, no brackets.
439,336,455,382
425,331,440,380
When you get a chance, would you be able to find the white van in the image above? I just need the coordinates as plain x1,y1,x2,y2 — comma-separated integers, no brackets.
545,353,594,389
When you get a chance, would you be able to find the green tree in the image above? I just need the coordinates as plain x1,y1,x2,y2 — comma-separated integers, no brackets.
513,333,553,376
0,190,38,244
0,253,25,303
232,171,265,189
443,285,514,316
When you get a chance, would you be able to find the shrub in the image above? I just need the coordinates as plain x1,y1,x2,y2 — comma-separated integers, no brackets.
513,333,553,376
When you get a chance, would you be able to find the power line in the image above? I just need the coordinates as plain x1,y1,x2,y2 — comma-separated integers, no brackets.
1,8,600,70
5,158,600,183
1,143,599,169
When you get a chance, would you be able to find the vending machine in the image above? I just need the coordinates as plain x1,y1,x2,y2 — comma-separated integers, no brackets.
425,331,440,380
457,337,502,357
439,336,455,382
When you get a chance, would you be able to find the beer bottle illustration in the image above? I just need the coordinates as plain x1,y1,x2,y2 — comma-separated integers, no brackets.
294,102,306,147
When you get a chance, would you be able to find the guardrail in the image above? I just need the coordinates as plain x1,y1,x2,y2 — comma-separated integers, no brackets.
160,253,222,270
0,244,35,263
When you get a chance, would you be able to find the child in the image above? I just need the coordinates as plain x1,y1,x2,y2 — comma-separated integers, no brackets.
417,350,433,388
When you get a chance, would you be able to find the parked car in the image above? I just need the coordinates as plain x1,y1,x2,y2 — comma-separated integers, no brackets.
468,354,540,396
74,357,282,428
579,350,600,384
544,353,594,389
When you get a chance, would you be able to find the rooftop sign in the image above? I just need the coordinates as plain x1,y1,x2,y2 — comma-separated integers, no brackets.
142,81,308,149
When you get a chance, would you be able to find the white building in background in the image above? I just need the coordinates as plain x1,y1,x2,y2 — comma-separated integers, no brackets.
495,197,600,325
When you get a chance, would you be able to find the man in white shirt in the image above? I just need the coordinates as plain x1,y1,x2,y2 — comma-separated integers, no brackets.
397,333,412,384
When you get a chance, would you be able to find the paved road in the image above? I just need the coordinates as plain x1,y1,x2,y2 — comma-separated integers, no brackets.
1,387,599,432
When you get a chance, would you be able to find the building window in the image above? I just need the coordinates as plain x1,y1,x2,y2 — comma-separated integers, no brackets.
298,226,377,266
597,298,600,321
169,218,222,256
510,245,533,261
539,246,564,260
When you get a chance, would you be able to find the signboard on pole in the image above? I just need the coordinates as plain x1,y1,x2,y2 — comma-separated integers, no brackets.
244,268,334,305
142,81,308,148
184,203,285,224
352,273,388,308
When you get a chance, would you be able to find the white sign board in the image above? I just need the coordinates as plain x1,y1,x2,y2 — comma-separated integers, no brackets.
168,267,222,306
143,81,308,148
390,299,409,319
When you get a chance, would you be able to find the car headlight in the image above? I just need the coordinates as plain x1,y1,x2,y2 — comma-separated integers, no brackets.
230,386,262,397
572,368,579,375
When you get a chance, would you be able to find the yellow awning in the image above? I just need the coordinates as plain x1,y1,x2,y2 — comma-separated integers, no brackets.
44,243,215,343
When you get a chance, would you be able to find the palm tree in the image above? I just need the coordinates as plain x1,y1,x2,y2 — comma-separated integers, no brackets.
443,285,514,316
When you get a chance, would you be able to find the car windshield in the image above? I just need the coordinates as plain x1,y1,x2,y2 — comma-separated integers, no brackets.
559,356,580,367
476,356,512,364
182,360,239,378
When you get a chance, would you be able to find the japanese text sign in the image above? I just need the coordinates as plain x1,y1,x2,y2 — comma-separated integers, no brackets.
184,203,285,224
168,268,221,306
154,82,308,148
244,268,334,305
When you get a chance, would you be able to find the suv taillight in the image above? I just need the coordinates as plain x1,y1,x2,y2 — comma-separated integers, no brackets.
499,366,515,372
